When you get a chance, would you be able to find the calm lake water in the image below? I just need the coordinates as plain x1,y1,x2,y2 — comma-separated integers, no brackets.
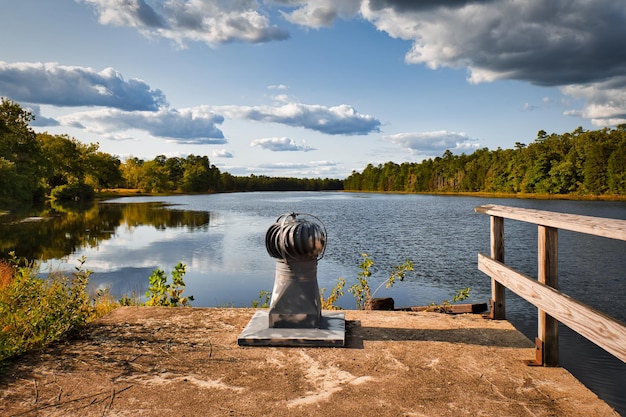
2,192,625,413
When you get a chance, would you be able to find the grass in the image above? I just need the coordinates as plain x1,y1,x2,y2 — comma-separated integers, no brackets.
0,254,107,362
0,255,195,363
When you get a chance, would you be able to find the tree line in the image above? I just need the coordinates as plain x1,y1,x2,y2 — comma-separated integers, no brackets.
344,127,626,196
2,97,625,209
0,98,341,207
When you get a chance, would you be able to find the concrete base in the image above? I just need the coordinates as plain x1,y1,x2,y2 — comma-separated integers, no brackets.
237,310,345,347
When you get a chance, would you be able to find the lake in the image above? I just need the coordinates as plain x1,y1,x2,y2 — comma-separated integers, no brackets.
1,192,625,413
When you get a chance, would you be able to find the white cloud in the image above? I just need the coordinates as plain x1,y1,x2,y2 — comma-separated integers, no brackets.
58,106,226,144
23,104,60,127
279,0,626,128
561,78,626,126
254,160,341,177
383,130,480,156
215,101,380,135
250,137,315,152
212,149,234,158
79,0,289,47
0,61,166,111
278,0,361,29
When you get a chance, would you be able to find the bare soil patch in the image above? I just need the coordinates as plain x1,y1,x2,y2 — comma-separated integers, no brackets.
1,307,618,416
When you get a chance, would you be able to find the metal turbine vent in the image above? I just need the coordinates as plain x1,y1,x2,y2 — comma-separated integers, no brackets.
265,212,326,261
264,212,327,329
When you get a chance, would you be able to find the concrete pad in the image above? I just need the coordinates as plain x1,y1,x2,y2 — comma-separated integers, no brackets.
0,308,619,417
237,310,345,347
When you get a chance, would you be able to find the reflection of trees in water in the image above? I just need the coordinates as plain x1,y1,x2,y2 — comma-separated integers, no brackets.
0,201,210,261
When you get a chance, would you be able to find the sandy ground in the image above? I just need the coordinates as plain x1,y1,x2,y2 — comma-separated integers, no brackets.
0,307,618,417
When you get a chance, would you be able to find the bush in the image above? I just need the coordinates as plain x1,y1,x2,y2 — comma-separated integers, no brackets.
50,183,95,201
0,253,94,361
145,262,194,307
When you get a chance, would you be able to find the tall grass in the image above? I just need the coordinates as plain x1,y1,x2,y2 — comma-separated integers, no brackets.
0,255,191,363
0,253,97,362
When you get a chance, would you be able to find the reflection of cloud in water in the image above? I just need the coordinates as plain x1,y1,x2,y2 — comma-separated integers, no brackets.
40,211,277,307
88,266,155,299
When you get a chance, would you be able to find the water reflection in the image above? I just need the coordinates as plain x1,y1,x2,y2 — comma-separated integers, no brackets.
0,201,211,261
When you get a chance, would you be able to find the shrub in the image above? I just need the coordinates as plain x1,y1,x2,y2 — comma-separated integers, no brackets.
145,262,194,307
348,253,413,310
50,183,95,201
0,253,94,361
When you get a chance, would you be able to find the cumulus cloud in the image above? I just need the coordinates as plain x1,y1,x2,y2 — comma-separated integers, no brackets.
279,0,626,127
561,78,626,126
58,106,226,144
363,0,626,86
383,131,480,156
277,0,361,29
216,101,380,135
79,0,289,47
250,137,315,152
254,160,341,177
72,0,626,126
0,61,167,111
22,104,60,127
212,149,234,158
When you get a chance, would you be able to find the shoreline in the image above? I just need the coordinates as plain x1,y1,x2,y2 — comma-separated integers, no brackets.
98,188,626,202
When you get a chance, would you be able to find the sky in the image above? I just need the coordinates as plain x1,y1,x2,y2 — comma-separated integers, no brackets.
1,0,625,179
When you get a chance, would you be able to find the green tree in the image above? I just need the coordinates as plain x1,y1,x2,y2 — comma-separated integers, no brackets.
120,157,144,189
182,155,219,192
86,152,122,191
38,133,86,188
0,98,45,205
139,158,170,193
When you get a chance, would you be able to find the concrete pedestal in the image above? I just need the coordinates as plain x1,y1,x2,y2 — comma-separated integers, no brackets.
237,311,345,347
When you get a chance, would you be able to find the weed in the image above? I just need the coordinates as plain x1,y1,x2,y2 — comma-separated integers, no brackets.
118,290,141,306
250,290,271,308
320,277,345,310
145,262,194,307
430,287,471,313
348,253,413,310
92,287,120,317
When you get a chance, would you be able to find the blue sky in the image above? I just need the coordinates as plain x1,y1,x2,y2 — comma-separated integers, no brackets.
1,0,625,178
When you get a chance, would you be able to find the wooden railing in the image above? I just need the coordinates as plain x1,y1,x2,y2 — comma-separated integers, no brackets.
475,204,626,366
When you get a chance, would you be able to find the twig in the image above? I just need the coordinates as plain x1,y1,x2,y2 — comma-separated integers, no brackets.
158,345,182,362
33,379,38,404
102,388,116,417
12,385,132,416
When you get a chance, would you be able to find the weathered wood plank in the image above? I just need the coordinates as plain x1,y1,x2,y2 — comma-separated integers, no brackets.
490,216,506,319
478,253,626,362
475,204,626,241
538,225,559,366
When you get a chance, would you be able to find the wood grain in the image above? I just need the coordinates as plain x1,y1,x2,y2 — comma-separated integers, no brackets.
478,253,626,362
475,204,626,241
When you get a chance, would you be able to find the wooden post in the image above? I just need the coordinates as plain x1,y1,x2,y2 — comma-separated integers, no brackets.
538,225,559,366
490,216,506,319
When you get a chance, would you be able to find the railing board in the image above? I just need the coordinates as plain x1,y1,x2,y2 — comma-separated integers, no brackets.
475,204,626,241
478,253,626,362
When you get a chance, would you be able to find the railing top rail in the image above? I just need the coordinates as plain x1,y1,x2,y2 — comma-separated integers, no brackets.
475,204,626,241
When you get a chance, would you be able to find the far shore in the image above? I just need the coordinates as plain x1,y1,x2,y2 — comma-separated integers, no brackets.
96,188,626,202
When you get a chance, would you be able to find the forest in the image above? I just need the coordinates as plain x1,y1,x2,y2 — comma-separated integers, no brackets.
0,98,341,208
344,127,626,196
1,97,625,209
